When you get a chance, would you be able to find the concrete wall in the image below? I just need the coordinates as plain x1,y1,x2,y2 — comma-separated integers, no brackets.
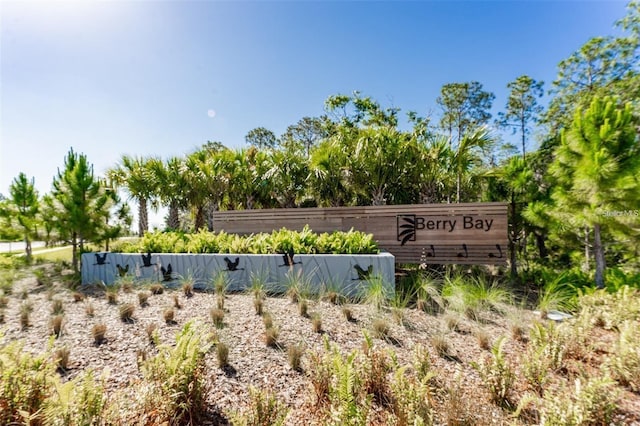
81,252,395,297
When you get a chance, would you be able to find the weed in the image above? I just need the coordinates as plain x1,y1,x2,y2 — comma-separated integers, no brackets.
119,303,135,322
288,344,304,372
265,327,280,348
150,283,164,295
51,298,65,315
217,341,229,368
163,307,175,324
471,336,515,408
210,308,225,329
311,313,322,333
229,386,289,426
371,318,390,339
54,346,70,371
92,323,107,344
51,314,64,337
254,297,264,316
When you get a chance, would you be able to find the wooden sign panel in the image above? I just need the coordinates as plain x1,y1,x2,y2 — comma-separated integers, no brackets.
211,203,508,265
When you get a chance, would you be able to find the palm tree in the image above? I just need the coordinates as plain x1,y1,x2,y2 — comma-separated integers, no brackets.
308,138,353,207
107,155,156,237
416,135,454,204
264,141,309,208
451,126,494,203
149,156,185,231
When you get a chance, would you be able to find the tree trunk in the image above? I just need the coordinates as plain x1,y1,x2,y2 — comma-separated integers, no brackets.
72,231,78,273
138,197,148,237
583,226,590,273
371,187,386,206
593,223,606,289
167,200,180,230
24,234,32,261
534,231,548,259
194,206,205,231
456,174,461,203
509,193,517,282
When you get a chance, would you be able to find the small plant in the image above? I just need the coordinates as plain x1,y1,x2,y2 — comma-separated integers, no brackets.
431,333,451,358
0,293,8,308
173,294,182,309
471,336,515,408
181,279,194,297
390,291,412,325
20,288,29,300
85,302,95,317
249,270,267,300
51,314,64,337
138,291,150,307
212,271,228,295
0,309,4,324
371,318,390,339
412,344,432,382
265,326,280,348
342,306,354,322
262,312,273,329
20,300,32,329
254,297,264,316
210,308,225,329
54,346,70,371
311,313,322,333
92,323,107,344
119,303,135,322
604,320,640,392
106,287,118,304
145,323,159,345
444,313,462,332
288,344,304,371
230,386,289,426
216,294,224,310
307,349,332,408
51,298,65,315
121,280,133,293
217,341,229,368
150,283,164,295
72,291,85,302
510,321,527,342
163,307,176,324
361,274,391,311
298,299,308,317
475,328,491,350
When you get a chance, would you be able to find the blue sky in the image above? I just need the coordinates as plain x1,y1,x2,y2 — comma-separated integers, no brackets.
0,0,628,214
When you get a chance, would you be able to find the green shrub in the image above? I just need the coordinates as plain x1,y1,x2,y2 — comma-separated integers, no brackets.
229,386,289,426
471,336,515,408
605,320,640,391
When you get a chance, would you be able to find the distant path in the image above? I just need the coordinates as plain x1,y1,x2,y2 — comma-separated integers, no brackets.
0,241,46,253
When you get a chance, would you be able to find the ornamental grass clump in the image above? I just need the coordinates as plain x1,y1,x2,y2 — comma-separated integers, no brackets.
92,323,107,344
311,313,322,333
51,314,64,338
138,291,150,307
150,283,164,295
210,308,225,329
288,344,304,372
216,341,229,368
119,303,135,323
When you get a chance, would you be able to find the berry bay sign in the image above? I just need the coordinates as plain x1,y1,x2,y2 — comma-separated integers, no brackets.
212,202,508,265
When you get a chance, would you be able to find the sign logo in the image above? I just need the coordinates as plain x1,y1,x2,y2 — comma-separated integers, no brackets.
397,215,424,245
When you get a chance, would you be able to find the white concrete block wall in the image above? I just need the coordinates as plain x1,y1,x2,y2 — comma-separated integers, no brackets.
81,252,395,297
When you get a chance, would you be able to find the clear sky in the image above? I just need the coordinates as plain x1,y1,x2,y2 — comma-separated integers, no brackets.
0,0,628,218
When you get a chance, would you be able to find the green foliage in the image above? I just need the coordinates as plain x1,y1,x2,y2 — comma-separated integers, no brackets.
604,320,640,391
118,226,378,255
539,375,619,426
442,272,510,320
0,339,55,424
360,274,391,311
138,321,213,424
43,370,106,426
7,172,39,260
390,367,434,426
230,386,289,426
470,336,515,408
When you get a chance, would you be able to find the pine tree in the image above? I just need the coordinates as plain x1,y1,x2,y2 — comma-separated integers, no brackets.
549,97,640,287
48,148,112,272
8,173,39,260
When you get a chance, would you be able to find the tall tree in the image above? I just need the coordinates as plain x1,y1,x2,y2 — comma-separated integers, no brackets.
264,141,309,208
497,75,544,160
8,173,39,260
451,126,495,203
549,97,640,288
545,2,640,130
107,155,156,237
48,148,111,272
437,81,495,145
282,116,332,157
149,156,185,231
245,127,278,149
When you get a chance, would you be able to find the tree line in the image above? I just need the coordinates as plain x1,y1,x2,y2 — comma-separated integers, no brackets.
1,2,638,286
